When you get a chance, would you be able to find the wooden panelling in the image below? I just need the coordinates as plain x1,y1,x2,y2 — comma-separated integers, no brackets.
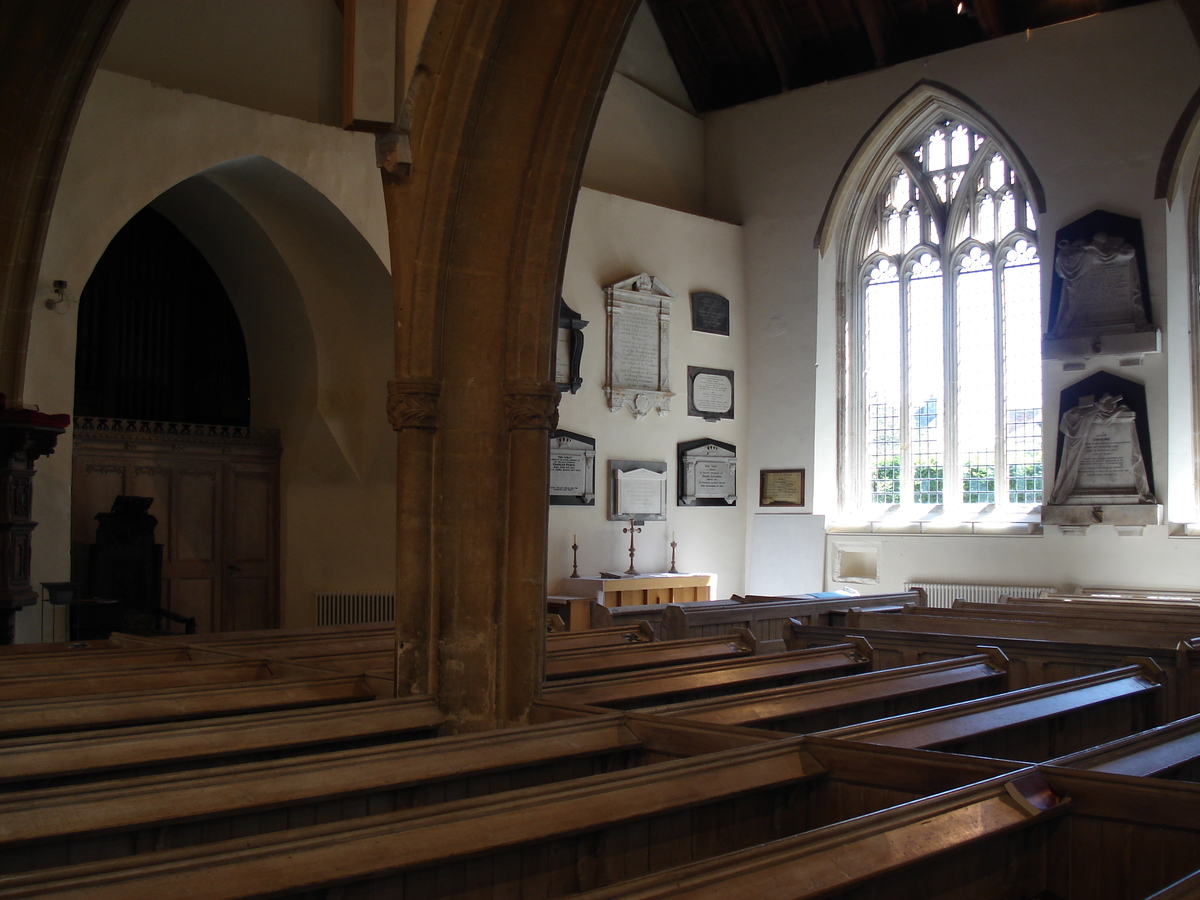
73,422,280,633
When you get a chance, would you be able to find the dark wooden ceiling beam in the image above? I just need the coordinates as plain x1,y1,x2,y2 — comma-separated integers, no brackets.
849,0,895,68
735,0,793,91
970,0,1005,39
1178,0,1200,52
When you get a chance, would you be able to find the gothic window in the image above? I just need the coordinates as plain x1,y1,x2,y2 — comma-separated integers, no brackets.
849,118,1042,515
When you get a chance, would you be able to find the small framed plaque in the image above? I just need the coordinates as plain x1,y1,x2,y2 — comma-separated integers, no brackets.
687,366,734,421
549,430,596,506
690,291,730,336
759,469,805,507
678,439,736,506
609,459,667,521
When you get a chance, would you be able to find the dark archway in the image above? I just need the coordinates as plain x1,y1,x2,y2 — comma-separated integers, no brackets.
74,206,250,426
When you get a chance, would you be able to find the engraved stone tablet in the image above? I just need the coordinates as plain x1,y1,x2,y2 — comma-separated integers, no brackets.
604,274,674,419
1050,233,1146,338
1048,394,1154,506
691,292,730,336
549,430,595,506
678,439,736,506
609,459,667,521
687,367,734,421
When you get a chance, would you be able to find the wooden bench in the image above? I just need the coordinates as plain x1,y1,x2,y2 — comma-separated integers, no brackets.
0,734,1029,899
0,713,786,874
545,630,757,680
0,674,380,738
591,600,745,638
1048,711,1200,780
659,590,926,651
845,607,1198,650
641,652,1008,733
545,621,654,651
786,620,1200,722
815,663,1162,761
0,697,445,789
977,598,1200,632
563,764,1200,900
542,641,872,709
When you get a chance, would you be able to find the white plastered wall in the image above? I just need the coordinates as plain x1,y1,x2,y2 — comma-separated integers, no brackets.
20,70,395,640
705,1,1200,595
550,189,747,597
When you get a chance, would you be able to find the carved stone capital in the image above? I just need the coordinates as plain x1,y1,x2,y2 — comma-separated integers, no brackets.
503,382,560,431
387,378,441,430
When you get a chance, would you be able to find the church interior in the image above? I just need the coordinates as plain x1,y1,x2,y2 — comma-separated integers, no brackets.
3,0,1200,895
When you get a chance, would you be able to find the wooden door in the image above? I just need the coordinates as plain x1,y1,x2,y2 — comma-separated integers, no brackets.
221,462,278,630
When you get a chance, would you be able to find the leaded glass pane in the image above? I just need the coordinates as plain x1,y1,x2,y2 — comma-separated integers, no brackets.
1002,240,1043,503
908,254,944,504
865,261,901,504
957,249,996,504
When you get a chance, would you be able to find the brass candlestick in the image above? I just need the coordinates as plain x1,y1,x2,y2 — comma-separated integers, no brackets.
668,531,679,574
623,521,643,575
570,534,580,578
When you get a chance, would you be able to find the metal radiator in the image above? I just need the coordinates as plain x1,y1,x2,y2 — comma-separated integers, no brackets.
905,582,1056,609
314,592,395,625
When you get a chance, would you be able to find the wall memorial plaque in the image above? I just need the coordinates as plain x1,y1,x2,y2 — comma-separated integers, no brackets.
678,439,736,506
690,291,730,336
1043,371,1161,526
608,459,667,521
549,430,595,506
759,469,805,507
687,366,734,421
1044,210,1160,361
554,298,588,394
604,274,674,419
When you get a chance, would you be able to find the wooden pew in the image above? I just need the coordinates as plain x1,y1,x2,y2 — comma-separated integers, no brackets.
815,664,1162,761
0,659,287,702
545,621,654,651
0,698,444,790
1049,711,1200,780
545,630,756,680
640,652,1008,733
0,713,785,874
785,620,1200,722
982,597,1200,629
561,764,1200,900
0,735,1025,899
659,590,926,651
1148,869,1200,899
0,674,380,738
542,641,872,710
591,600,745,638
845,607,1197,649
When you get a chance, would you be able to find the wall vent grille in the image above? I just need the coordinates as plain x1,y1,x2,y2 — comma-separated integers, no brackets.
315,592,395,626
905,582,1056,609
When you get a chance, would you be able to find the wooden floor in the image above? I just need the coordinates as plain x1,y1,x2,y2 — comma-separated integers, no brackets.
2,593,1199,899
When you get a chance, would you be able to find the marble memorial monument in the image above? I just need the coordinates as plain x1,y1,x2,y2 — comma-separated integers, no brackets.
604,274,674,419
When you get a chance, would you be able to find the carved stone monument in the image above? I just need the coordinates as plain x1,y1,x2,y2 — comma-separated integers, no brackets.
548,430,595,506
678,439,737,506
1043,391,1160,526
604,274,674,419
608,459,667,521
1043,211,1160,362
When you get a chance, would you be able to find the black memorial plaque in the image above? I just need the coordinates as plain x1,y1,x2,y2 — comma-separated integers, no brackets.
690,292,730,336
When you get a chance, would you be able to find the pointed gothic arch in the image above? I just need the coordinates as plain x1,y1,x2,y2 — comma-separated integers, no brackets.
819,81,1046,519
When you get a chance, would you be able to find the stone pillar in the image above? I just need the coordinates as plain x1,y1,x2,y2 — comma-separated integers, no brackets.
0,424,66,643
382,0,637,730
